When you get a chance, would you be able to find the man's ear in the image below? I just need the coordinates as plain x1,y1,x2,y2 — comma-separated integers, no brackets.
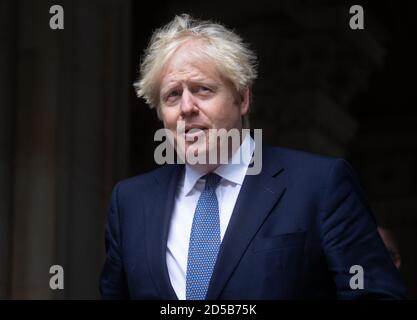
239,86,250,116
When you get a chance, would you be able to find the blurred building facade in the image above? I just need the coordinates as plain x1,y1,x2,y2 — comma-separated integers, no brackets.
0,0,416,299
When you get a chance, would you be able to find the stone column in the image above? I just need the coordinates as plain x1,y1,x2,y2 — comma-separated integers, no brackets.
11,0,131,299
0,0,17,299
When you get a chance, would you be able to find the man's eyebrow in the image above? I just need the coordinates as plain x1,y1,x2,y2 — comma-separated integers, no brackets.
160,82,181,96
160,77,219,93
187,77,221,90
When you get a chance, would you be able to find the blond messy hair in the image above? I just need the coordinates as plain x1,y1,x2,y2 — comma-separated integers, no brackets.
133,14,258,126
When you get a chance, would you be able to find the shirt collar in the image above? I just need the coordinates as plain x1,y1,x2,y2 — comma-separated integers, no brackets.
183,133,255,196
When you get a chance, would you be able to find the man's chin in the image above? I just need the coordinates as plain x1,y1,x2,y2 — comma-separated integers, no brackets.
185,145,208,161
179,143,220,166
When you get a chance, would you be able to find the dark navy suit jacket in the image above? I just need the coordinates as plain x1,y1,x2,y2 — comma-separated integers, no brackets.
100,145,406,299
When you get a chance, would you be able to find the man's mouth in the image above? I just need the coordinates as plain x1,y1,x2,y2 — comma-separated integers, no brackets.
184,125,209,140
185,124,208,132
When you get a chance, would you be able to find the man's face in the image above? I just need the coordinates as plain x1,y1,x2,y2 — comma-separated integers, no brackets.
158,41,249,166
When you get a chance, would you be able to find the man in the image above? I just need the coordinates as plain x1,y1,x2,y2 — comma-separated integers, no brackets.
99,14,406,299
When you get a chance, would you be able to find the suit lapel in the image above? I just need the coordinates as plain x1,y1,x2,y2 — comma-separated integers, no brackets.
144,164,183,300
206,145,287,299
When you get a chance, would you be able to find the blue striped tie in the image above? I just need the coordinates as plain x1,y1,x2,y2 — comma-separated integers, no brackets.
186,173,222,300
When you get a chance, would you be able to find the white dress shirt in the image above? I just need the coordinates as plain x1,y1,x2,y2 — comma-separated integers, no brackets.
166,133,255,300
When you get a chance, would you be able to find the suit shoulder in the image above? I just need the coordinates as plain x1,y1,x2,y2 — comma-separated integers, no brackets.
111,164,178,197
265,145,355,180
268,145,338,167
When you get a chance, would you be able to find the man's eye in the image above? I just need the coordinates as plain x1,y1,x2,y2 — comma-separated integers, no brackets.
169,90,180,97
198,86,211,93
165,90,181,102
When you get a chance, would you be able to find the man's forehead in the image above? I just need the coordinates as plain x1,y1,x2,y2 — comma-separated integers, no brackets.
160,50,221,88
162,66,217,85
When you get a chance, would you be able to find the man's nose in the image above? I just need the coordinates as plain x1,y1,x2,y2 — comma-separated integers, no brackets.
180,89,198,115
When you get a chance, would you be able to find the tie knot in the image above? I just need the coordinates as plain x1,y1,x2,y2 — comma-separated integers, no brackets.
203,173,221,190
